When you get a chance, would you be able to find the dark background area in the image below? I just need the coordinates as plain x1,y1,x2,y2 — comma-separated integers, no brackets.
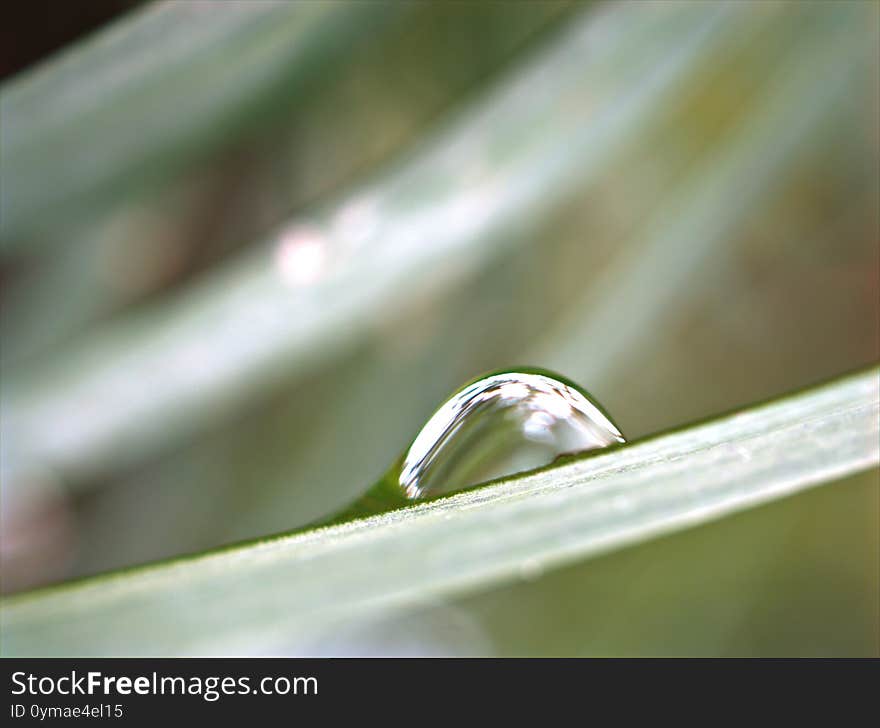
1,1,137,81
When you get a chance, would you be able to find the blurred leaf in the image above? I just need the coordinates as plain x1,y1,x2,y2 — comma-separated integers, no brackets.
1,1,575,371
0,0,401,247
12,0,866,487
2,367,876,656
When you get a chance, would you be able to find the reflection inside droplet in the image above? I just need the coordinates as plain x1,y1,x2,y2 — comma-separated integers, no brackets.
324,368,625,526
396,370,625,499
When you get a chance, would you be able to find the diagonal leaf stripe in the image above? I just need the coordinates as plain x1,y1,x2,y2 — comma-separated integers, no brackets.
2,368,876,656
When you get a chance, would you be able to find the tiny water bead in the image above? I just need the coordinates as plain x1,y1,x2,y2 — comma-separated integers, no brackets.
398,370,625,498
328,369,625,524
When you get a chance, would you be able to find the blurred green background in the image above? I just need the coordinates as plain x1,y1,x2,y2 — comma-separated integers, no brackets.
1,0,878,655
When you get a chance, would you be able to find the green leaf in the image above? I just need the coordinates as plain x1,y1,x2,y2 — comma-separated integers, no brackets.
0,1,400,246
2,368,876,656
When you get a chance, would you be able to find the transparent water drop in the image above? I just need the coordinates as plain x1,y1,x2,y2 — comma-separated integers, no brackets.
398,370,624,498
328,369,625,524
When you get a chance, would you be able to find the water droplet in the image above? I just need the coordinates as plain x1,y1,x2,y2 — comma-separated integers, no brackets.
327,369,624,524
398,369,624,499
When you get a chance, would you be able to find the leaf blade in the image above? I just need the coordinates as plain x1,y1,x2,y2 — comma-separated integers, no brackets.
2,367,876,656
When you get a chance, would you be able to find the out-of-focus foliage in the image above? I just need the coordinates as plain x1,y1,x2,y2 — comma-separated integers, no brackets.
1,0,878,656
